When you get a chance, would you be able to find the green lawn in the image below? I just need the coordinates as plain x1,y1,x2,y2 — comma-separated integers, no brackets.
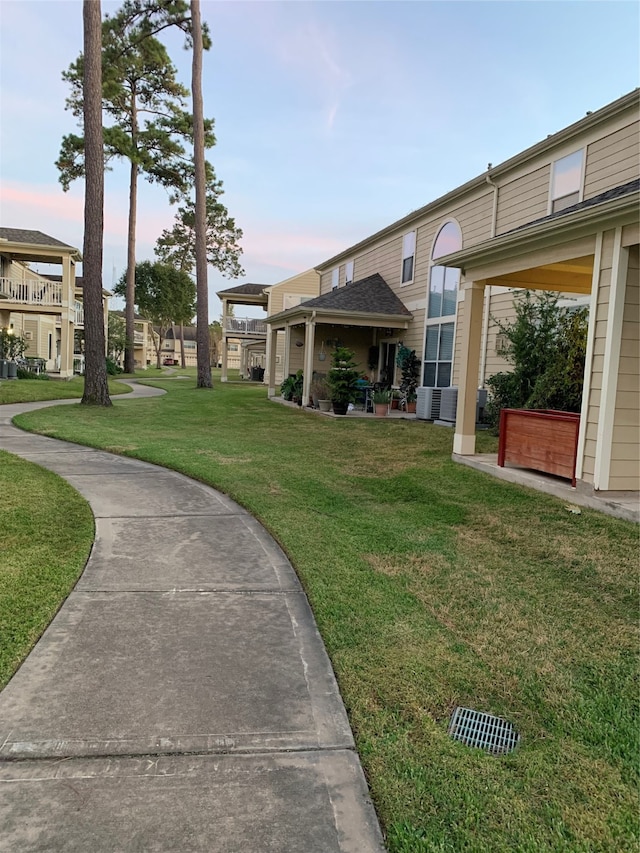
0,452,94,688
0,375,132,404
7,376,640,852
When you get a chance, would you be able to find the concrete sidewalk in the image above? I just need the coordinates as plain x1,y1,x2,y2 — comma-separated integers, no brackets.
0,382,384,852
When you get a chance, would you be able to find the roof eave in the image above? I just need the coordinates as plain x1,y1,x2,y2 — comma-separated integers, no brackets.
436,192,640,274
266,306,412,327
0,239,82,263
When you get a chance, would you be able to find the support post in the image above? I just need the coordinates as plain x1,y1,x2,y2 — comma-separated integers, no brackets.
283,323,291,378
221,298,229,382
302,318,316,406
453,279,485,456
267,325,279,396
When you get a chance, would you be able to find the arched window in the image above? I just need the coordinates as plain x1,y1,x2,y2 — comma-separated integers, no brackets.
424,221,462,387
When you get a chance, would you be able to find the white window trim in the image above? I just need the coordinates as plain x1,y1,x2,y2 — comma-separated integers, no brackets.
331,268,339,290
345,260,354,286
400,231,416,285
422,316,457,388
548,148,585,215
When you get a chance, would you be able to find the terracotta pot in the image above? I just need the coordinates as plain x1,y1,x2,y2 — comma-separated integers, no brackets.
406,401,417,413
375,403,388,417
390,399,399,409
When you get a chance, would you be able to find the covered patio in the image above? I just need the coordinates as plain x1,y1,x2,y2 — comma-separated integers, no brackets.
265,274,413,406
216,282,269,382
441,179,639,497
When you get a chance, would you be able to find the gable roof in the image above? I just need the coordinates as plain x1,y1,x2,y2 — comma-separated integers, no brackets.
267,273,413,327
299,273,412,316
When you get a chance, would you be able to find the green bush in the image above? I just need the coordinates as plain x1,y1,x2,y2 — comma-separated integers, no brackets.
106,356,123,375
485,291,588,431
327,347,361,405
16,367,50,381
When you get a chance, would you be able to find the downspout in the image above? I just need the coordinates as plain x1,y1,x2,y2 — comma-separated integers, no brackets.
479,172,499,388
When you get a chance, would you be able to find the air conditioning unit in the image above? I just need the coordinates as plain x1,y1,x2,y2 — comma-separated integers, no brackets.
416,386,442,420
439,387,459,422
438,387,489,424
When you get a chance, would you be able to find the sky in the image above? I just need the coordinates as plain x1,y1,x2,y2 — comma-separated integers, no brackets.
1,0,638,321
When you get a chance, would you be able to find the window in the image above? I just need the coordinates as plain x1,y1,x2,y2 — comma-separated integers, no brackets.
423,322,454,387
550,150,583,213
229,343,239,352
345,260,354,286
401,231,415,283
331,268,339,290
423,221,462,387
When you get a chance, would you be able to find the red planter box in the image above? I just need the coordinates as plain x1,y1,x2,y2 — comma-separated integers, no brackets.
498,409,580,487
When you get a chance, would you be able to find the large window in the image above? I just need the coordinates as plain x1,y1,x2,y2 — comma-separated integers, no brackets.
550,150,583,213
424,221,462,387
401,231,415,283
423,322,454,387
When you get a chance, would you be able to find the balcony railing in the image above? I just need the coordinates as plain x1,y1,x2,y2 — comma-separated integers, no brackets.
224,316,267,335
0,277,63,306
74,300,84,326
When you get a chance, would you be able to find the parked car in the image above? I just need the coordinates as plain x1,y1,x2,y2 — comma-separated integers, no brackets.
162,357,178,366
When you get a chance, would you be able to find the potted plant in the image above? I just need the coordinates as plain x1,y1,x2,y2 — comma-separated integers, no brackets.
396,345,420,413
0,330,27,381
291,369,304,405
327,346,361,415
280,375,295,401
390,389,401,410
372,388,390,417
310,377,330,410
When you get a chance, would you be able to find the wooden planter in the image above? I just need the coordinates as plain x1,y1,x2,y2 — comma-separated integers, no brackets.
498,409,581,487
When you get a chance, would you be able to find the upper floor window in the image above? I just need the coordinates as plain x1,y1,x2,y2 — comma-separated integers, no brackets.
427,221,462,319
401,231,415,283
550,150,583,213
331,268,339,290
345,260,354,286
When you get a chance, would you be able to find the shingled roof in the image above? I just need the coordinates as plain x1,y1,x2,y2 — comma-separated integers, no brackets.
507,178,640,235
217,282,268,297
0,228,76,249
298,273,412,316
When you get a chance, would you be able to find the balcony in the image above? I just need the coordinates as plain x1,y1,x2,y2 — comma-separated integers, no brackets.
224,316,267,337
0,277,62,307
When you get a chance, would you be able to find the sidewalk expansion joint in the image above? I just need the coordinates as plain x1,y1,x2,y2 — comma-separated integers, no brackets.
0,744,357,765
73,588,303,595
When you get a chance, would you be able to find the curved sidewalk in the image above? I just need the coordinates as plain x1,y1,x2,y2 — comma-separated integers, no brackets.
0,382,384,852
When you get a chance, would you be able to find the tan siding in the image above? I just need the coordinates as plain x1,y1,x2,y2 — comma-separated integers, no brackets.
584,121,640,198
495,165,550,234
451,300,464,387
353,235,403,286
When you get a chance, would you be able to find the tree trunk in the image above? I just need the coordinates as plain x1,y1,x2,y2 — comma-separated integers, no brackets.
179,322,186,368
191,0,212,388
124,98,138,375
81,0,111,406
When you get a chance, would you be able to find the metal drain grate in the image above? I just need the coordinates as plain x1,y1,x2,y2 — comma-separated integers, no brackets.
448,707,520,755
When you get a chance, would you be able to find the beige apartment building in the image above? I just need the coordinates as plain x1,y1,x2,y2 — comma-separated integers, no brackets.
265,90,639,494
0,228,108,375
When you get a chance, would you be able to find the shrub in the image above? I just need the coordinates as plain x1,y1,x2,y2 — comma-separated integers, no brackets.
485,291,588,431
327,347,361,405
106,356,123,375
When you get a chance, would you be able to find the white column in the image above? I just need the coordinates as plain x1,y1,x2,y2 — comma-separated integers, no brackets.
221,298,229,382
283,323,291,378
302,319,316,406
267,326,279,396
453,280,485,456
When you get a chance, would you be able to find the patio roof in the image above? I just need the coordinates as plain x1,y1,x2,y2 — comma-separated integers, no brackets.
0,228,81,263
435,180,640,276
266,273,412,327
217,282,269,307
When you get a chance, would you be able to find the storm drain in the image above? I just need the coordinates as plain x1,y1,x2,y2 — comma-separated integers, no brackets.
448,707,520,755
